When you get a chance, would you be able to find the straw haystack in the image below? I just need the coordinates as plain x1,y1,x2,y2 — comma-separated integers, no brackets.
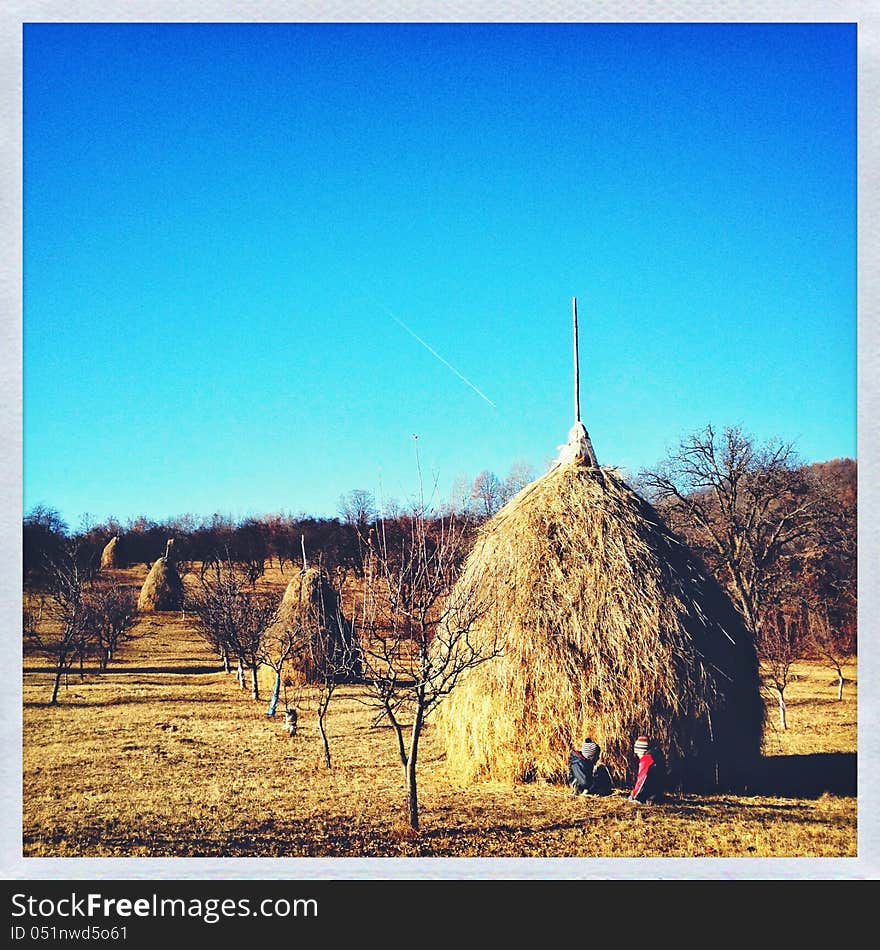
437,302,763,790
100,534,120,570
137,539,184,612
267,567,361,684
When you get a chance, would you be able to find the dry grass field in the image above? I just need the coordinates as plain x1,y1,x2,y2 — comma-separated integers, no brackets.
21,564,857,859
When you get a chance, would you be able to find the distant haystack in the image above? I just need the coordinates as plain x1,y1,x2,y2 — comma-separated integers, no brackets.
436,456,764,790
100,535,120,570
267,567,361,684
137,539,184,612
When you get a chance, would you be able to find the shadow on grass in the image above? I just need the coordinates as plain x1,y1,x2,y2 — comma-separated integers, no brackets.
799,696,854,708
24,694,226,709
23,666,225,675
746,752,856,798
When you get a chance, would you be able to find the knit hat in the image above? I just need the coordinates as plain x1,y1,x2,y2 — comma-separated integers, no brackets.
581,739,600,763
634,736,650,754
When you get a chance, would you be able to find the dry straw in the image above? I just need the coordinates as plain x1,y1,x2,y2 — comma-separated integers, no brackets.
267,567,361,684
100,535,119,570
137,540,184,612
437,457,764,790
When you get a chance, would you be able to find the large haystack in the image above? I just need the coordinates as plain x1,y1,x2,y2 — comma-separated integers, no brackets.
100,535,120,570
437,448,764,791
267,567,361,684
137,540,184,612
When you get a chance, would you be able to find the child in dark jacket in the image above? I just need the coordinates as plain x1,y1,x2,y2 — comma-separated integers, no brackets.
628,735,665,804
568,738,614,796
569,738,600,795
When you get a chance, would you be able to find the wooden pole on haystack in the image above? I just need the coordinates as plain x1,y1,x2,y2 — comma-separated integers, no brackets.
557,296,598,467
573,296,580,425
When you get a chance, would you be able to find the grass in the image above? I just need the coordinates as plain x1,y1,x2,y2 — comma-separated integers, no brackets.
21,564,857,859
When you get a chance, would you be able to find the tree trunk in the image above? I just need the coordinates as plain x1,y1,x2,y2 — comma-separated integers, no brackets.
266,670,281,717
405,705,425,831
318,712,332,769
49,662,63,705
222,646,230,674
837,673,844,701
237,658,245,690
250,662,260,701
777,688,787,730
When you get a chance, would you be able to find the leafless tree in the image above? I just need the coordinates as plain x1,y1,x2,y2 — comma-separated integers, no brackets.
307,598,362,770
640,424,828,640
186,559,279,700
37,543,94,705
360,509,499,831
261,625,301,719
379,496,402,521
799,468,856,698
233,519,268,587
261,564,363,768
338,489,378,531
807,604,852,701
501,458,537,503
471,470,503,519
443,473,474,518
23,604,39,643
90,582,138,670
758,610,801,730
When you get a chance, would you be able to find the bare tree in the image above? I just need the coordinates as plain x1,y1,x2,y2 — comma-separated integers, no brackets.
338,489,378,531
233,519,268,586
360,510,498,831
307,597,362,770
186,559,279,700
261,625,300,718
800,466,856,699
90,582,138,670
501,458,537,503
470,470,503,519
443,473,474,518
807,605,851,701
23,505,68,585
37,543,93,705
262,565,362,768
640,424,827,640
759,611,801,730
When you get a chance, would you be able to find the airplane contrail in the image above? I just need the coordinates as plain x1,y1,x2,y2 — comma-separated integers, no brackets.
377,302,498,410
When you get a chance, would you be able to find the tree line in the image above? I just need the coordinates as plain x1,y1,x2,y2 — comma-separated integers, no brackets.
23,430,856,670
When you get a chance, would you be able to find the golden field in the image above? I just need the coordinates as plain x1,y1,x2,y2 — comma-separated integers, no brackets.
21,565,857,859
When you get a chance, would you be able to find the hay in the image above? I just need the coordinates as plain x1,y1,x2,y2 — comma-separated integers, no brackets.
267,567,361,684
100,535,120,570
436,459,764,790
137,542,184,612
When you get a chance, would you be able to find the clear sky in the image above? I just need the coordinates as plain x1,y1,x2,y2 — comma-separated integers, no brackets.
22,21,857,528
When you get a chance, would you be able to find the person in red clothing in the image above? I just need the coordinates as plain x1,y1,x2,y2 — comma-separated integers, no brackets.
628,735,665,804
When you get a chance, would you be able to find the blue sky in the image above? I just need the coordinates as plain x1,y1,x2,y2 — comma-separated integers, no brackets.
22,22,857,527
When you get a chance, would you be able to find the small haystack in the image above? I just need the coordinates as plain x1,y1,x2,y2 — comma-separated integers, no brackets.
267,567,361,684
137,539,184,612
436,300,764,790
100,534,120,570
